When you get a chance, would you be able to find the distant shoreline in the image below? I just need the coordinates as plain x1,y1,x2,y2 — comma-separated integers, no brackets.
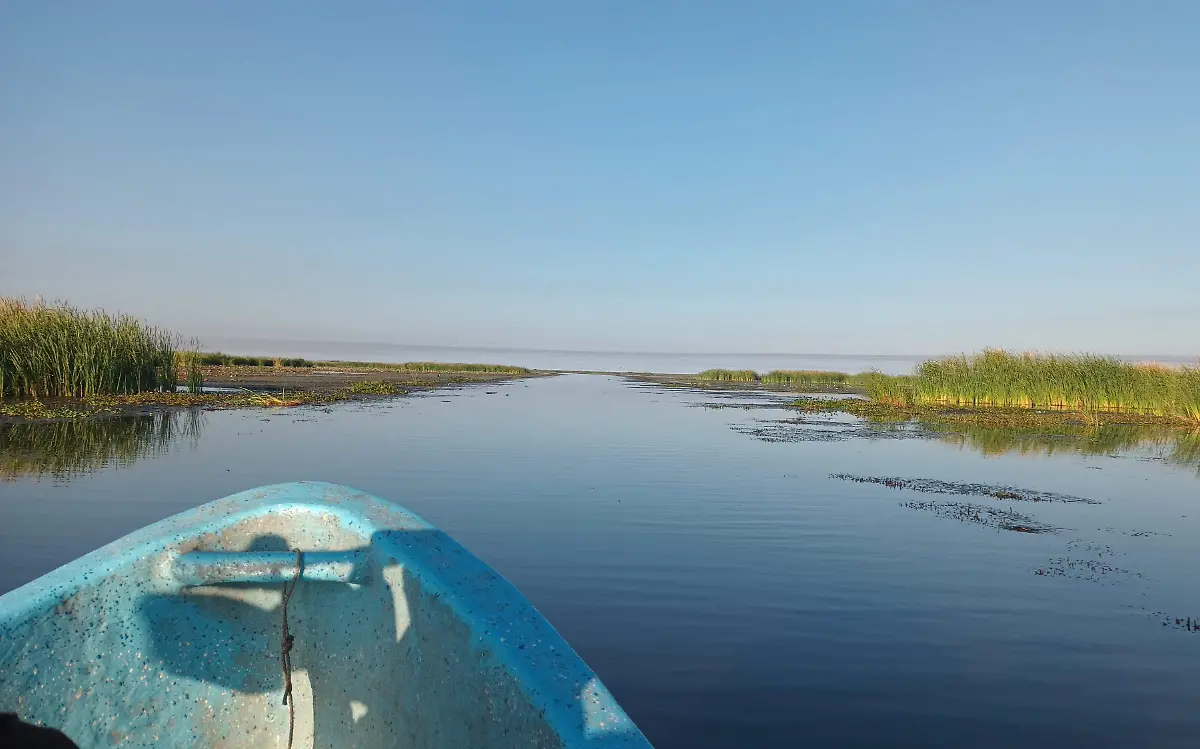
198,336,1200,364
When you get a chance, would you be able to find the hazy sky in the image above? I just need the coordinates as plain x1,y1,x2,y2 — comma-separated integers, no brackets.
2,2,1197,356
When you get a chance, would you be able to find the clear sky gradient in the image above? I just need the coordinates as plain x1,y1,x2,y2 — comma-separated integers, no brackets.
2,2,1197,356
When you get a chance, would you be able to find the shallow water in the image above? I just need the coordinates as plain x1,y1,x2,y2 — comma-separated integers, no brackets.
2,375,1197,748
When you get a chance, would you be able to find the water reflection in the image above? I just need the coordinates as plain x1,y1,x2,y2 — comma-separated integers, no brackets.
735,408,1200,472
931,421,1200,471
0,409,205,481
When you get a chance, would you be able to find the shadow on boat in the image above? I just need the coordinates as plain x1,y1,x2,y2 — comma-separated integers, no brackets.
137,531,642,748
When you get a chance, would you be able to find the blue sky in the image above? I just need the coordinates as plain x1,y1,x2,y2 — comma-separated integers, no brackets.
2,2,1197,356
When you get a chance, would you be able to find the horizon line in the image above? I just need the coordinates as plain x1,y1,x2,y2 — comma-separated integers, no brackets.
197,335,1199,362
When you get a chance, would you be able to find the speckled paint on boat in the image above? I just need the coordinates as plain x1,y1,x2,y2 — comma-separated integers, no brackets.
0,482,653,748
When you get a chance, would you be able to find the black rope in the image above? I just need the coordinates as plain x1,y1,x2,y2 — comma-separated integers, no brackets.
281,550,302,749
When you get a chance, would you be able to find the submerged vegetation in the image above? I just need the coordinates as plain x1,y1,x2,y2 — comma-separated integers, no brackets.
346,380,399,395
830,474,1098,504
0,298,176,398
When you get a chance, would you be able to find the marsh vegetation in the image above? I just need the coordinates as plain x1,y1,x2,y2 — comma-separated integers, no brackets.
0,298,176,398
1,299,535,420
860,350,1200,420
699,351,1199,424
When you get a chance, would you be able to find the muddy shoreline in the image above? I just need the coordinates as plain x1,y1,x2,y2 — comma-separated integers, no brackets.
0,366,550,423
196,364,549,394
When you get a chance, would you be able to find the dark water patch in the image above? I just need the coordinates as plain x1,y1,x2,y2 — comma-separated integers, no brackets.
900,500,1057,533
832,474,1100,504
735,421,856,443
734,417,932,444
629,380,801,405
692,402,797,411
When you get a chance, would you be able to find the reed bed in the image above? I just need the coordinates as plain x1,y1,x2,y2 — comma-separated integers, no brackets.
859,350,1200,420
696,369,759,382
197,353,312,367
696,369,864,387
761,370,849,386
0,298,176,398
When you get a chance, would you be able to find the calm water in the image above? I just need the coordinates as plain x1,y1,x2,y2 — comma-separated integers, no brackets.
2,375,1198,747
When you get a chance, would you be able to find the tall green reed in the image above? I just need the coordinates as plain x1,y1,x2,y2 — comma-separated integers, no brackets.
761,370,849,386
866,350,1200,420
696,369,759,382
0,298,177,398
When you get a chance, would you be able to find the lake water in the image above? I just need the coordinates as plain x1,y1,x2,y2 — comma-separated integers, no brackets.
2,374,1198,748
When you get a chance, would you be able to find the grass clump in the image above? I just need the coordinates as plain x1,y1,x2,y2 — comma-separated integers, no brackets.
696,369,759,382
762,370,848,386
197,353,313,367
177,346,205,394
345,380,399,395
694,369,859,388
855,371,919,406
0,298,176,398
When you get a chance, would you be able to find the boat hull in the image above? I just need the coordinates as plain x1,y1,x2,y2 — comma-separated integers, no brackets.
0,482,651,748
